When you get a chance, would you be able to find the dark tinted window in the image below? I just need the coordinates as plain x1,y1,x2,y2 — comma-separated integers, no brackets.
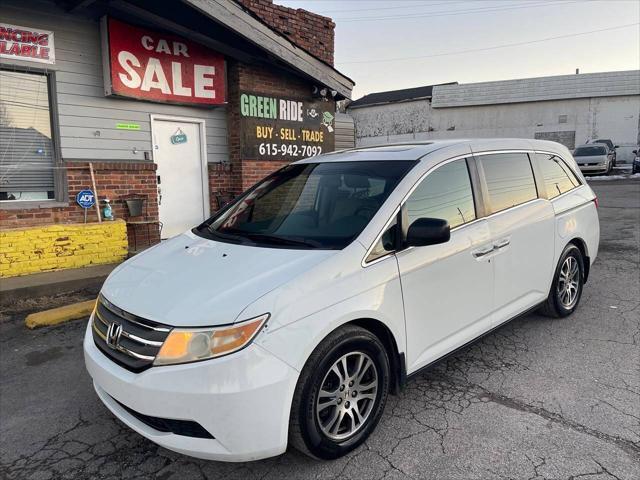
405,159,476,229
593,139,614,149
574,146,607,156
198,161,415,249
537,154,580,199
480,153,537,212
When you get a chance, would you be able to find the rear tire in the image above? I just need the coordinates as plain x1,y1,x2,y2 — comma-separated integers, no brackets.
540,244,585,318
289,325,390,460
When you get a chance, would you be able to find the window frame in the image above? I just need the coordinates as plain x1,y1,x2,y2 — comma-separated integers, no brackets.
0,64,66,210
535,152,582,200
362,148,584,267
474,151,541,215
363,155,481,266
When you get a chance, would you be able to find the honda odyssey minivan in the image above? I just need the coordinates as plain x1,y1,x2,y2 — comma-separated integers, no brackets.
84,139,599,461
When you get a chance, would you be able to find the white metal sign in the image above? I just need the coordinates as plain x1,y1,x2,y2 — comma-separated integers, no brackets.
0,23,55,64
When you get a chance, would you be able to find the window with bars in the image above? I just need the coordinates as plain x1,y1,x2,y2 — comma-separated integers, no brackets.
0,69,57,203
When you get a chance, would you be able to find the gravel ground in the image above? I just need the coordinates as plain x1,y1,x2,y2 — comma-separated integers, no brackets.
0,180,638,480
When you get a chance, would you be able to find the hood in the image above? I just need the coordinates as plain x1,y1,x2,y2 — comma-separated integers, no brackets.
101,231,335,327
575,155,607,164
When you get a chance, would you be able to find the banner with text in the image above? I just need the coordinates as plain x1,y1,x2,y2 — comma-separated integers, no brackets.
239,92,335,160
0,23,55,64
102,17,225,105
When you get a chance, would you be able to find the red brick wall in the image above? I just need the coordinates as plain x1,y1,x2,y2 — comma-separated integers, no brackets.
235,0,335,65
0,162,160,249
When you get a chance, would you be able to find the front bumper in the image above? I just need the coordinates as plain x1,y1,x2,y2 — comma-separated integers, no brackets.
83,319,299,462
578,163,608,174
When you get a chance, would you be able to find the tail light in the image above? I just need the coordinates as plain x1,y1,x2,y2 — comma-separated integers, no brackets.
593,196,599,209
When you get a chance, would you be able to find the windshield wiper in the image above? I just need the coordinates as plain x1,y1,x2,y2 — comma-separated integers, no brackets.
204,227,253,245
241,233,319,248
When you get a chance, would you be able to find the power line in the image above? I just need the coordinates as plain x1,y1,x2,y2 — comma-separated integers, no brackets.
316,1,467,14
337,23,639,65
336,1,578,22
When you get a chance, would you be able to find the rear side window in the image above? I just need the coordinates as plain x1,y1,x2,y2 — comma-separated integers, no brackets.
405,158,476,229
480,153,537,213
537,154,580,199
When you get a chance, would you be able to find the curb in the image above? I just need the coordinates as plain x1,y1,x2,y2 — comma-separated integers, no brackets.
0,264,116,307
25,299,96,329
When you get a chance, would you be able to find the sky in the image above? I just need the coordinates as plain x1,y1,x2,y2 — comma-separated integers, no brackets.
278,0,640,100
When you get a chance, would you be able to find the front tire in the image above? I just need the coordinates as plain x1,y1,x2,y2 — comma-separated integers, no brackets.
289,325,390,460
540,244,585,318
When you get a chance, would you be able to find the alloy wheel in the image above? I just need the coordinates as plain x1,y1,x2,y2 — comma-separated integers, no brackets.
557,256,580,309
315,351,378,441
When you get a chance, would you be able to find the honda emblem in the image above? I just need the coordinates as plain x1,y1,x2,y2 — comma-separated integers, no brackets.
106,322,123,349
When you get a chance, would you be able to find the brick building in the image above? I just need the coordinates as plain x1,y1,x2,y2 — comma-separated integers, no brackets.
0,0,354,277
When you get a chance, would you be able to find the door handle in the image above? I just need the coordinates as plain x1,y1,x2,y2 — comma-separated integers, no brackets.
472,245,495,258
494,238,510,249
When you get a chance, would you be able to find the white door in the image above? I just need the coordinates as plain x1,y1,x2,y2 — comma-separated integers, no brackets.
396,158,495,372
476,152,555,324
152,118,209,239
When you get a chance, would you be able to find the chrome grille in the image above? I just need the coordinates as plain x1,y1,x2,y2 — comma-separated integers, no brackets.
92,295,171,372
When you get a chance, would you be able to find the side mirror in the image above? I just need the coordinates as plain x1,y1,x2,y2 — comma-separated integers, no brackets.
614,145,619,149
632,150,637,155
406,218,450,247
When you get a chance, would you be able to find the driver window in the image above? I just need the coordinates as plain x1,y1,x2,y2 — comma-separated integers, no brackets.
405,159,476,229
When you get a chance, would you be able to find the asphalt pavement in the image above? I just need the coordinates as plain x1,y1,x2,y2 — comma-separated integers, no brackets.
1,180,638,480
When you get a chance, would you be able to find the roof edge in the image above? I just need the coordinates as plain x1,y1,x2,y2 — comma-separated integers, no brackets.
182,0,354,98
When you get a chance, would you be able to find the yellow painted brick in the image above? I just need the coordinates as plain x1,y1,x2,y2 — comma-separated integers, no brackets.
1,221,128,278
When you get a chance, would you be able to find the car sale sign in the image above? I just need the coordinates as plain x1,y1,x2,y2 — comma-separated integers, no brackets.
102,18,225,105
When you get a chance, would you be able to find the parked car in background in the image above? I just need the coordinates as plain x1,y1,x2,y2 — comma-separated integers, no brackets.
84,139,600,462
632,148,640,174
591,139,618,166
573,144,613,175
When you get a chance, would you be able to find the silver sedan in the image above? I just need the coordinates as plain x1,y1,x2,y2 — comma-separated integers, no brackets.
573,144,613,175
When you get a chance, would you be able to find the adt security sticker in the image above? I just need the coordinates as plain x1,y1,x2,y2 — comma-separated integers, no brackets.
76,190,95,208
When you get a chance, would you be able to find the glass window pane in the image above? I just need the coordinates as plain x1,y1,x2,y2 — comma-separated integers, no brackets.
0,70,55,202
366,218,398,263
405,159,476,229
480,153,537,212
537,153,579,199
208,161,415,249
574,146,607,156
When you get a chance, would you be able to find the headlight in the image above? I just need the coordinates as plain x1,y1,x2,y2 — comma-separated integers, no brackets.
153,314,269,366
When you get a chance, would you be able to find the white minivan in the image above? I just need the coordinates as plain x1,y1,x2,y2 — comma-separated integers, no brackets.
84,139,599,462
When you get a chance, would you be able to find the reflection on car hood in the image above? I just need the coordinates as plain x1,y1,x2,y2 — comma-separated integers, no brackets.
101,231,335,327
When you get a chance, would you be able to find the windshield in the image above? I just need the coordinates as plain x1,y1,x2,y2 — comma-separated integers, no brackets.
196,161,416,249
574,146,606,156
593,140,613,149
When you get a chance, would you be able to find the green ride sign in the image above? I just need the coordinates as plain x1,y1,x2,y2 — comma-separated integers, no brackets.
239,91,335,161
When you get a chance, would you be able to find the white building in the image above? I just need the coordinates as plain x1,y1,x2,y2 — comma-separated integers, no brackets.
348,70,640,163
